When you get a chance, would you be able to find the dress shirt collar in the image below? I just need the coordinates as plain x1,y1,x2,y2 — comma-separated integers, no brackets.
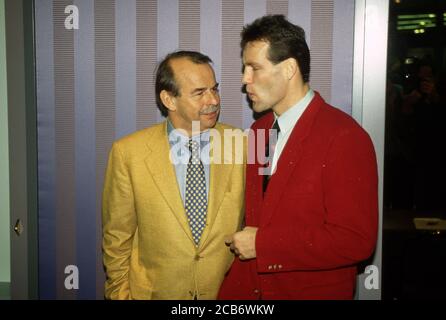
167,119,210,146
274,88,314,134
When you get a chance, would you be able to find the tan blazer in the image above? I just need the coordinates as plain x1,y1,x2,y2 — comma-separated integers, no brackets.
102,121,245,299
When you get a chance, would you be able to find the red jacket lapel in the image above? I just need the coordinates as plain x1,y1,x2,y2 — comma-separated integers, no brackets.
258,92,325,227
245,112,274,227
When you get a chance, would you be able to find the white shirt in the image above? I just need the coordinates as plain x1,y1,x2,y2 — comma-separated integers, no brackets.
271,89,315,174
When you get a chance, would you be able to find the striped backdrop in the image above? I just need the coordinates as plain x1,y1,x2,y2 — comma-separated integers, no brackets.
35,0,355,299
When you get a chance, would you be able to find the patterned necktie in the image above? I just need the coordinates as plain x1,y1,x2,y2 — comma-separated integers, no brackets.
185,139,208,246
263,120,281,193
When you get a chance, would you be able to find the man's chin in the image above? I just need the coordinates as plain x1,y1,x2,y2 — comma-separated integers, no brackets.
200,112,219,127
253,103,269,113
198,119,217,132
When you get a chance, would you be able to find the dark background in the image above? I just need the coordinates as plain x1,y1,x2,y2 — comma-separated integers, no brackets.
383,0,446,300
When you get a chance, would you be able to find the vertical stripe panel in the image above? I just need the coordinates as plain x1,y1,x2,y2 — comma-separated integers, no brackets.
310,0,333,102
74,0,96,299
157,0,179,59
200,0,222,83
221,0,244,128
36,0,56,299
116,0,136,137
157,0,179,58
53,0,76,300
136,0,158,129
331,0,354,115
157,0,178,122
244,0,267,26
288,0,311,46
179,0,200,51
266,0,288,16
243,0,266,129
94,0,115,300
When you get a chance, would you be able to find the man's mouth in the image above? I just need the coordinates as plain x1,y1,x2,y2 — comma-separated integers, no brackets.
201,110,219,119
199,106,220,116
247,92,256,100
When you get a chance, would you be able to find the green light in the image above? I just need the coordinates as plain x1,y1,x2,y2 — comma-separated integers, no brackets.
398,25,422,30
398,23,436,30
413,29,425,34
424,23,436,28
397,19,433,25
398,14,436,19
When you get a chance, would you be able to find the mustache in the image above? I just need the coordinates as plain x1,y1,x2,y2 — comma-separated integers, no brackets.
199,105,220,115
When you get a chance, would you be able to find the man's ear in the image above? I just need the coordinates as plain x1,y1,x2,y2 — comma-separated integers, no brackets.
284,58,299,80
160,90,177,112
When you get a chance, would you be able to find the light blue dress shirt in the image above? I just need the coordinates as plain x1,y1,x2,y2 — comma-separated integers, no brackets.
167,120,210,205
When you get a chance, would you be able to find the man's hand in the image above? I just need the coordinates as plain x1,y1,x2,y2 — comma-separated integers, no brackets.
225,226,258,260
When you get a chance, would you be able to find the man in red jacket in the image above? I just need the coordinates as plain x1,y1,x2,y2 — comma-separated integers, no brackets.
218,15,378,300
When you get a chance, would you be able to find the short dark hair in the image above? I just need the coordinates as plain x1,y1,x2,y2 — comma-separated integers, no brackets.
241,14,310,83
155,51,213,117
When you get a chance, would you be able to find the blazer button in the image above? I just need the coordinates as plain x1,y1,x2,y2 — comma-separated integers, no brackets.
195,254,201,261
273,264,277,270
268,265,273,270
253,289,260,294
278,264,283,269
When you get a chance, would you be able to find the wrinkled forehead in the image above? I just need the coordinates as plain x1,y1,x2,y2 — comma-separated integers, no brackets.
170,58,216,89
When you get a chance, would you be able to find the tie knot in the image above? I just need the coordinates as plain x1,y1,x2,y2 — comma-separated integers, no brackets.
269,120,280,143
188,140,200,163
272,120,280,133
188,139,199,150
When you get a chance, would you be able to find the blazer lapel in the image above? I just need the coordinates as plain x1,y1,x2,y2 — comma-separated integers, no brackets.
144,121,194,243
260,93,324,227
248,114,274,227
199,123,234,248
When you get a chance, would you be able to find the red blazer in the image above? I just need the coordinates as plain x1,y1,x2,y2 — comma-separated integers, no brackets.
218,92,378,300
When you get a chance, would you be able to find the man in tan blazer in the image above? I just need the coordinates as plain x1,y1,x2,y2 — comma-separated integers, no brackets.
102,51,245,300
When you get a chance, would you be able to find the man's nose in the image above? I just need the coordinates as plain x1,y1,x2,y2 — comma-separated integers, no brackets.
205,89,219,105
242,71,251,85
